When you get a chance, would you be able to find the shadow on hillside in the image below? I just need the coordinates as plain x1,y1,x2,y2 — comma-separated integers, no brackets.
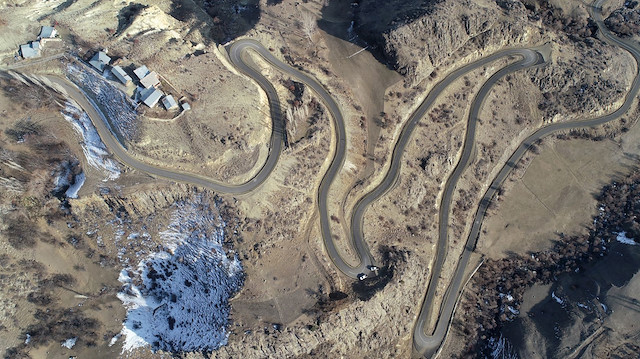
318,0,442,72
169,0,260,44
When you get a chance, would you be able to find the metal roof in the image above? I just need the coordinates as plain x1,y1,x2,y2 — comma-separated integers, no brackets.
112,66,132,84
140,71,160,89
90,51,111,72
162,95,178,110
133,65,149,80
20,43,39,59
140,87,163,108
39,26,57,38
91,51,111,64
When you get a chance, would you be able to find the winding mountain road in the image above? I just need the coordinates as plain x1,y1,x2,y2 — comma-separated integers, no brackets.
10,0,639,356
413,0,640,356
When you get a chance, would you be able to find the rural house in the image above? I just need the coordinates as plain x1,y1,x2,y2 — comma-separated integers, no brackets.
89,51,111,72
38,26,57,39
140,71,160,89
111,65,132,85
19,41,40,59
133,65,150,80
162,95,178,110
140,87,163,108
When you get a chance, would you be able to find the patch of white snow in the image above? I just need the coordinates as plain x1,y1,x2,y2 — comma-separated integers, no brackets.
65,172,86,198
61,337,77,349
61,102,121,180
616,232,637,246
117,197,243,353
552,291,564,305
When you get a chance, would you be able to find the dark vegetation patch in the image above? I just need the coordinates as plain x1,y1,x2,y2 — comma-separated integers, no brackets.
4,117,43,142
351,246,408,301
455,167,640,357
115,3,148,36
25,308,99,347
1,78,62,111
3,215,37,249
282,78,305,106
605,6,640,37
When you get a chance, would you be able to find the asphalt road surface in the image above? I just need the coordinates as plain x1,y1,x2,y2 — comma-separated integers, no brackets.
413,0,640,356
9,0,638,355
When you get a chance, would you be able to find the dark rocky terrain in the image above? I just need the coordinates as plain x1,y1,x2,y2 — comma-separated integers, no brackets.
452,167,640,358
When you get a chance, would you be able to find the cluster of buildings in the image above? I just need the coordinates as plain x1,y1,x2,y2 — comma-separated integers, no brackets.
88,51,188,111
19,26,58,59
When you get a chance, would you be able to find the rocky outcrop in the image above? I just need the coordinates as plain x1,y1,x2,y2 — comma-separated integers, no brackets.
605,4,640,37
355,0,529,83
214,248,424,358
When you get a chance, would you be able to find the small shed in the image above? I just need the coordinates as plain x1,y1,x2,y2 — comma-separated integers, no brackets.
38,26,57,39
140,71,160,89
111,66,132,85
181,102,191,111
19,42,40,59
162,95,178,110
133,65,149,80
89,51,111,72
140,87,163,108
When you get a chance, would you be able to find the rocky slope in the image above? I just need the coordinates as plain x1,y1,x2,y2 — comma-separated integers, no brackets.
450,168,640,358
354,0,635,122
355,0,529,82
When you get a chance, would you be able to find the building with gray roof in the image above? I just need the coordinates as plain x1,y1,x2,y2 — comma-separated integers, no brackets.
111,66,132,85
89,51,111,72
162,95,178,110
140,87,163,108
140,71,160,89
38,26,57,39
133,65,149,80
19,42,41,59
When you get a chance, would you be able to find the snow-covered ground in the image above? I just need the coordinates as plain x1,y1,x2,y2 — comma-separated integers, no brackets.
552,291,564,305
487,335,518,359
65,172,86,198
616,232,638,246
61,102,121,180
116,197,244,353
66,63,139,142
61,337,77,349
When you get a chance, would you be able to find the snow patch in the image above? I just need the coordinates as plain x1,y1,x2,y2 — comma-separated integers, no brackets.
61,337,77,349
552,291,564,305
487,335,518,359
109,334,121,347
61,102,121,180
616,232,637,246
117,198,243,353
65,172,86,198
66,63,139,141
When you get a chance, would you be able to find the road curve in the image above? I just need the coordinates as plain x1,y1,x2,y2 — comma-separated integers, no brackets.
228,40,373,278
413,0,640,356
33,39,373,278
42,45,287,194
412,49,544,357
350,48,544,278
8,0,636,354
